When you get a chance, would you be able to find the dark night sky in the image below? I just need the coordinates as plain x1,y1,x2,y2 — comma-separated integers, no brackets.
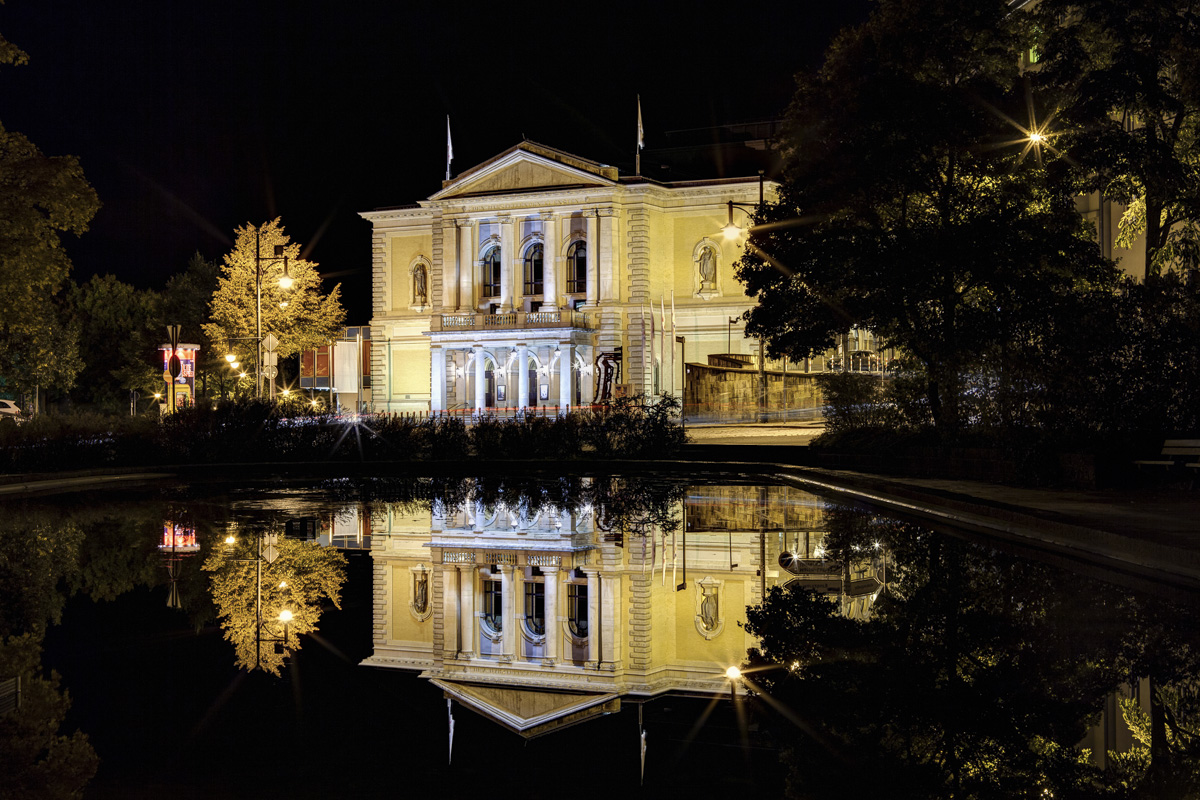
2,0,869,322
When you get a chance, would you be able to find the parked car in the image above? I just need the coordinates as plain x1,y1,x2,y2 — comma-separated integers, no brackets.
0,399,26,423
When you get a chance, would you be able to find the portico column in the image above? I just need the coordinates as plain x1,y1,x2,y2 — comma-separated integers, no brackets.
542,212,558,310
517,344,529,413
458,219,474,311
444,221,458,310
458,565,475,659
431,346,446,411
543,564,560,664
500,564,516,661
585,211,598,307
473,344,485,413
442,564,459,657
558,343,573,412
582,567,600,666
500,216,515,312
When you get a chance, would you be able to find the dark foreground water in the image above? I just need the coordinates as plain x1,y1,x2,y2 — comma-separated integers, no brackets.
2,473,1198,799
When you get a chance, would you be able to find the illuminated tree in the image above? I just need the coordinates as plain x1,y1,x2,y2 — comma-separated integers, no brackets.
1035,0,1200,280
202,534,346,676
202,219,345,374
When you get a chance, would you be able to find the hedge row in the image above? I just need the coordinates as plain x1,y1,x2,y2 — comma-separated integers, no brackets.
0,396,686,474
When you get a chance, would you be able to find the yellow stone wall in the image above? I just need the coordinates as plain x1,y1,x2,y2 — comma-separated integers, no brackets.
389,232,433,312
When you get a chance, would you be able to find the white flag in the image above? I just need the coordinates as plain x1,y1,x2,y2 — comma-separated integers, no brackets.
446,116,454,180
637,95,645,151
447,698,455,763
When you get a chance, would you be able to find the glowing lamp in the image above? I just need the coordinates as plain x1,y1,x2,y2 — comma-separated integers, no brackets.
278,609,293,623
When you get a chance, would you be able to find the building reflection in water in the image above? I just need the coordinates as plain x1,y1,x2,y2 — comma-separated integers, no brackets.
363,479,888,737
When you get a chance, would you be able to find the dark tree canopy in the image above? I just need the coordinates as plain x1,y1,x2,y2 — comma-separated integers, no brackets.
1035,0,1200,280
736,0,1118,429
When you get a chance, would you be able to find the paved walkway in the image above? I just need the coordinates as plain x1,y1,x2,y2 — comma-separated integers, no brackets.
685,421,1200,598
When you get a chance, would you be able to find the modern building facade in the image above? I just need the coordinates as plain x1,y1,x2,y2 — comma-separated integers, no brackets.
361,141,775,414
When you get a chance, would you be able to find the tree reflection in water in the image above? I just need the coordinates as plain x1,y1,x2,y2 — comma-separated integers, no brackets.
203,532,346,676
743,505,1200,799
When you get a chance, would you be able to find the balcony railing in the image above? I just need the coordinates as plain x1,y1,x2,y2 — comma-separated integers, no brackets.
429,310,592,332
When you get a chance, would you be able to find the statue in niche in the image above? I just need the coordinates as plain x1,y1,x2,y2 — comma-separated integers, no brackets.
694,577,724,639
413,265,428,306
699,586,718,632
697,246,716,291
413,569,429,615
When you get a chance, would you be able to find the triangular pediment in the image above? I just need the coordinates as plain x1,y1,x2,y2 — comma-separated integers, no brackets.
431,142,619,201
433,678,620,739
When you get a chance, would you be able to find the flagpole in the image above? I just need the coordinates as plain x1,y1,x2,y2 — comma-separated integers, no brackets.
445,115,454,182
636,95,644,176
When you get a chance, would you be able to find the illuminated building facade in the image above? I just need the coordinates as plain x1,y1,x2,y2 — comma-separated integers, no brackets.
362,483,885,736
361,141,775,413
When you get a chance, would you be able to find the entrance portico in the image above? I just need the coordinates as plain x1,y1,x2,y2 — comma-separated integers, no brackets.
427,310,594,413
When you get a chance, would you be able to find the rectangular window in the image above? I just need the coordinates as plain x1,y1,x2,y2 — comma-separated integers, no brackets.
483,578,503,631
567,582,588,637
524,581,545,635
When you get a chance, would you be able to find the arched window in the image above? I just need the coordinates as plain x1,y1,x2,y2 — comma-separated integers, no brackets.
481,247,502,299
523,243,543,296
566,242,586,294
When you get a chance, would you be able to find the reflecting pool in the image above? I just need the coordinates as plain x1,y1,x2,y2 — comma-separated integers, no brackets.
1,474,1196,798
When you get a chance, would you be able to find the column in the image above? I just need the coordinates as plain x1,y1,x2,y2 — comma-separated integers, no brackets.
500,216,515,312
458,565,475,659
599,570,620,666
473,344,485,413
558,343,572,412
583,567,600,666
500,564,516,661
598,208,617,303
442,565,459,657
517,343,529,413
543,566,559,664
444,221,458,310
585,211,598,307
542,212,558,310
458,219,474,311
431,346,446,411
580,345,594,409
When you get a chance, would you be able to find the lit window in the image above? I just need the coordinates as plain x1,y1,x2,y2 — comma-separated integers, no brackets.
523,244,543,296
567,582,588,637
481,247,502,299
566,242,586,294
524,579,545,635
483,577,503,631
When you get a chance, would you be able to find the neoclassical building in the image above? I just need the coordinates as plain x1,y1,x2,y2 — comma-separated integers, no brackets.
360,481,886,737
361,141,774,413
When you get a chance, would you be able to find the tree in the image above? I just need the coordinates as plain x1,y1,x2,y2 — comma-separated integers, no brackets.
202,219,345,382
742,511,1129,798
67,274,162,411
0,633,99,800
202,535,346,676
735,0,1117,430
1035,0,1200,280
162,252,235,400
0,24,100,404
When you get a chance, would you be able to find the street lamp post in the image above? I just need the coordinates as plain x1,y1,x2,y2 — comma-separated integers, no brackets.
722,172,769,423
254,226,294,400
